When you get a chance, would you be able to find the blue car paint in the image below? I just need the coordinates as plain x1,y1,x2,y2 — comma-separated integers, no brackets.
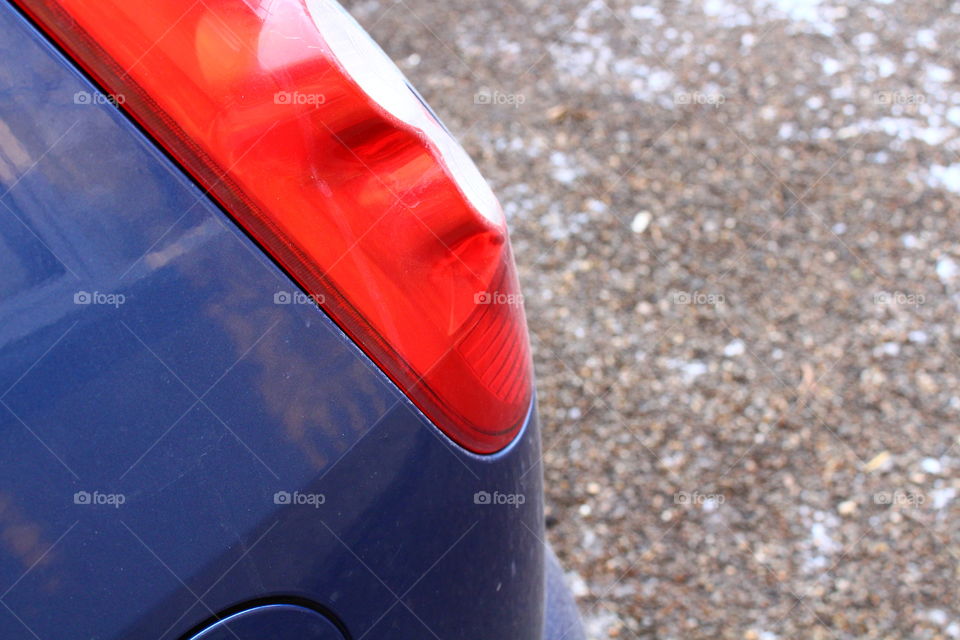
0,3,584,639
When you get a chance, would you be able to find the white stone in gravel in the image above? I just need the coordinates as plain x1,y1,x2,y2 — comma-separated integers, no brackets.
909,330,929,343
811,522,840,553
666,359,709,384
549,151,582,184
631,211,652,234
948,106,960,127
586,199,607,213
874,56,896,77
921,457,943,474
875,342,900,357
927,64,954,83
566,571,589,598
916,29,937,49
837,500,858,515
865,450,893,472
853,33,878,50
629,6,662,22
703,0,753,27
821,57,842,76
778,122,796,138
769,0,838,36
723,339,746,357
931,487,956,509
929,165,960,195
937,255,960,282
583,612,621,638
928,609,949,627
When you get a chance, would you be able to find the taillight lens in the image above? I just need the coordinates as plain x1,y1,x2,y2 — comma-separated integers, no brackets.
19,0,532,453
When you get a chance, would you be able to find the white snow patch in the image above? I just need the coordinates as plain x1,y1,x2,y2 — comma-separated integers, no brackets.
667,359,709,384
811,522,841,552
724,339,746,357
703,0,754,26
921,457,943,474
928,165,960,194
549,152,584,185
931,487,956,509
916,29,937,49
938,255,960,283
630,5,664,24
584,612,622,638
766,0,839,36
821,57,842,76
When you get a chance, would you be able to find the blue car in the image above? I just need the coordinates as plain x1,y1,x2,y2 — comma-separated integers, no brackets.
0,0,584,638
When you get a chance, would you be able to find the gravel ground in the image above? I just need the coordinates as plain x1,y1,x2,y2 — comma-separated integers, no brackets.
343,1,960,637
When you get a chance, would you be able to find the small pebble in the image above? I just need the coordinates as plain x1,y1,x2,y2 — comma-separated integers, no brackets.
838,500,858,516
631,211,652,234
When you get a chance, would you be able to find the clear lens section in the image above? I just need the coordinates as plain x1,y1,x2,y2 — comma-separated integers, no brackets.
304,0,503,226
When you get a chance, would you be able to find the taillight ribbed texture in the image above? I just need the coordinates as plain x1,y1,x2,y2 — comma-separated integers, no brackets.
19,0,533,453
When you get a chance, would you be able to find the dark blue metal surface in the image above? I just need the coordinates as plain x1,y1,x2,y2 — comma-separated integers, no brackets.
0,4,565,639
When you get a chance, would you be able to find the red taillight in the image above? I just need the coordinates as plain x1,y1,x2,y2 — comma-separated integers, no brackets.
20,0,532,453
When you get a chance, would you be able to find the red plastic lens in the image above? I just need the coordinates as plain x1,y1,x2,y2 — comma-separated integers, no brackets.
20,0,532,453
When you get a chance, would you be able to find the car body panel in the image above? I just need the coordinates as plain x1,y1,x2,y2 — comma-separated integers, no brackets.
0,4,585,639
